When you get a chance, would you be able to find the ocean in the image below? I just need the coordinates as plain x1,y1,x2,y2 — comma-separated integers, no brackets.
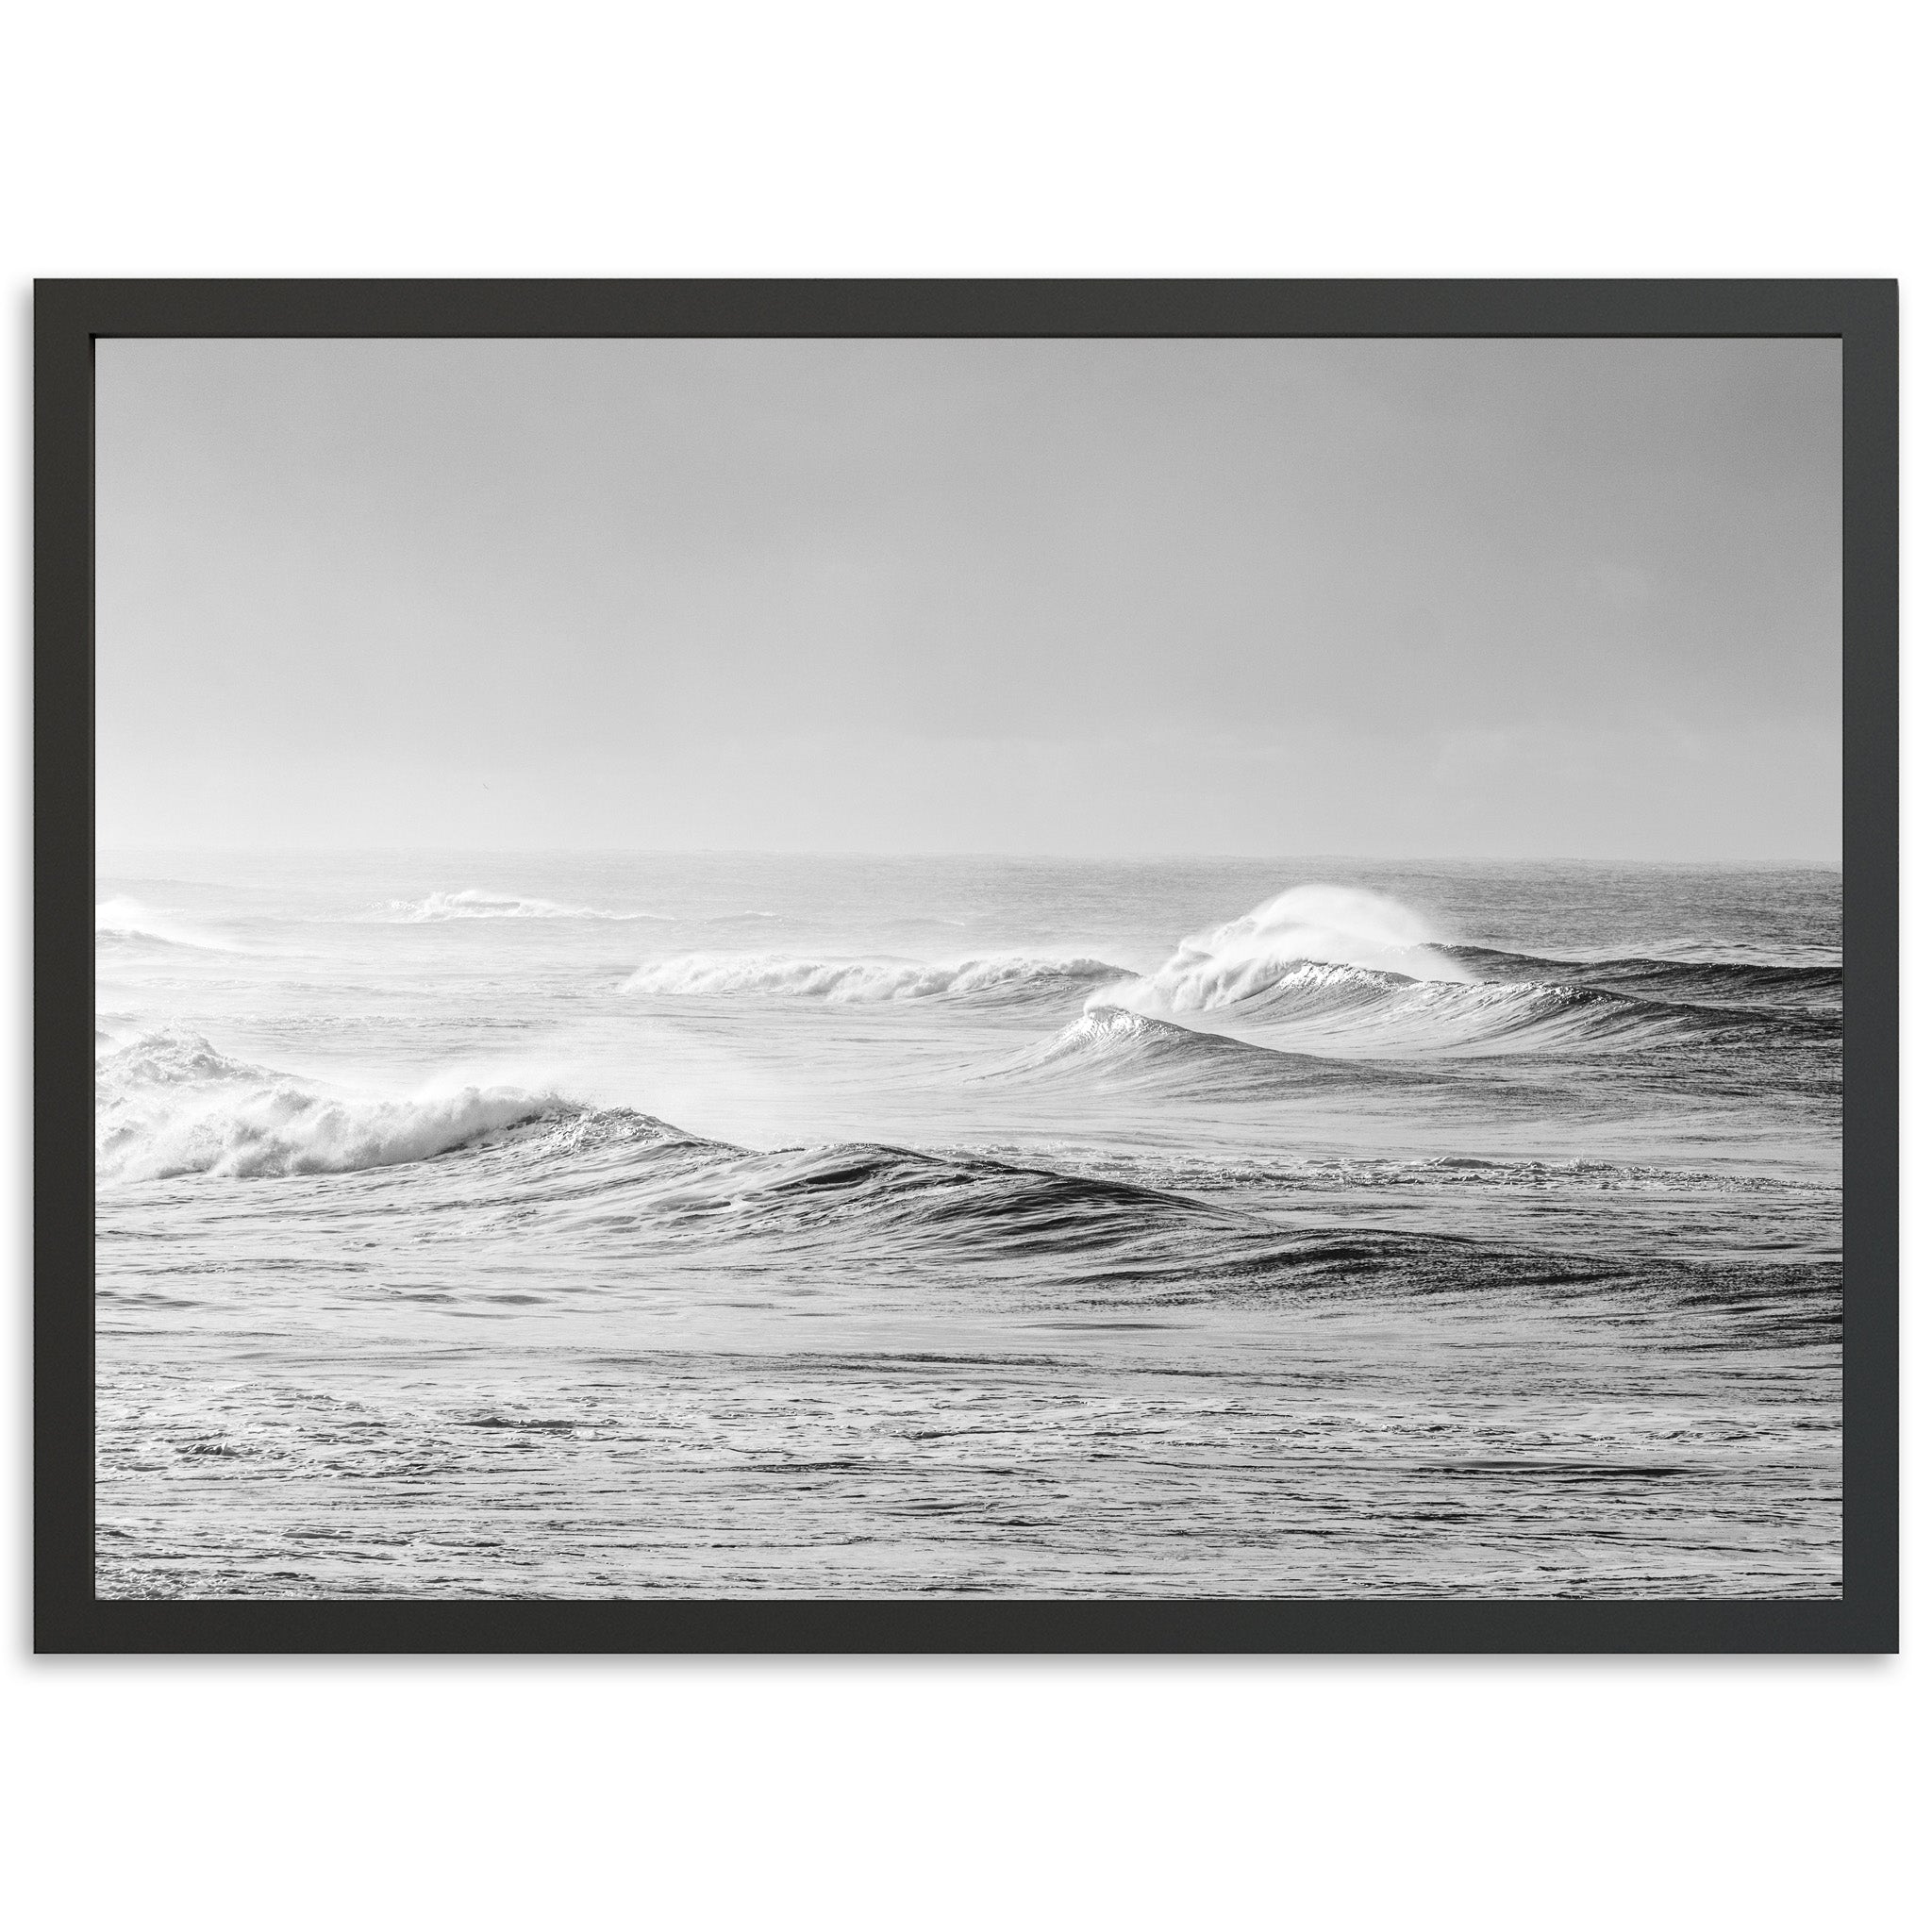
94,853,1842,1599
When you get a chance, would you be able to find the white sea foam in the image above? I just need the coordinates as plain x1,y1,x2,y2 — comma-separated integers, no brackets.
624,953,1133,1003
95,1030,575,1183
1099,883,1471,1015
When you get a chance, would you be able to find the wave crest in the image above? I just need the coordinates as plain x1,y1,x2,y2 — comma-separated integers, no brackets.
1096,883,1470,1017
94,1031,675,1184
625,952,1133,1005
1092,887,1829,1057
1188,964,1813,1057
990,1006,1356,1092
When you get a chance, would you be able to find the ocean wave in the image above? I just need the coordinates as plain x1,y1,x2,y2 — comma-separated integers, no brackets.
1445,945,1841,1008
987,1006,1371,1092
624,952,1134,1005
526,1138,1784,1310
1114,884,1472,1015
1105,956,1823,1058
94,896,238,954
94,1030,675,1184
1091,886,1840,1055
651,1141,1247,1263
392,890,672,923
95,1048,1838,1331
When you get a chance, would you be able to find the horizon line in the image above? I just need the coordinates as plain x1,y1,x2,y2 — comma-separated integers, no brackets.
92,844,1846,869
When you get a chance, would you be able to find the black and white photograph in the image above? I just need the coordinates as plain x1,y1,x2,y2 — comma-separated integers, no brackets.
87,325,1850,1605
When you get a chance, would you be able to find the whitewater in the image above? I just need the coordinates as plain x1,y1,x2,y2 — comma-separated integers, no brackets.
94,853,1842,1599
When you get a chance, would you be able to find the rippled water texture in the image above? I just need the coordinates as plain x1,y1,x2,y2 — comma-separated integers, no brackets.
95,855,1841,1598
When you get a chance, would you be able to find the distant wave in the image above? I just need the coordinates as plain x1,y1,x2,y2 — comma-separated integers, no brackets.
94,1030,677,1184
1103,952,1828,1058
1244,964,1824,1056
94,896,238,954
624,952,1134,1005
1443,945,1841,1009
392,890,672,923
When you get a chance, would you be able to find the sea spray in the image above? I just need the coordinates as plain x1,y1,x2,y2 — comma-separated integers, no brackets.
1096,883,1471,1017
95,1031,581,1182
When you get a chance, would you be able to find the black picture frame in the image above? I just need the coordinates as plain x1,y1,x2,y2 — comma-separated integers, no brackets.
38,277,1898,1655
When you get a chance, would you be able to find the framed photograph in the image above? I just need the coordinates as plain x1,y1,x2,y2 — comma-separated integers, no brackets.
36,280,1896,1652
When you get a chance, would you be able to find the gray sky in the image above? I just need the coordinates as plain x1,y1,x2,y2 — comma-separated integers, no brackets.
95,336,1840,858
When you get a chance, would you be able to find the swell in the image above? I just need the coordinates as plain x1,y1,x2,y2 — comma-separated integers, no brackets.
1445,945,1841,1009
1104,958,1832,1058
985,1005,1402,1093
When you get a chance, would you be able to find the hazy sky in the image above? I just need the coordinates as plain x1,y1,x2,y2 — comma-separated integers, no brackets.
95,336,1840,858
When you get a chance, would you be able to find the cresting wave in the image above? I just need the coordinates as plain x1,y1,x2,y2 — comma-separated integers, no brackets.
1109,961,1819,1057
1087,885,1840,1052
94,1031,677,1184
1102,884,1472,1014
624,952,1134,1004
392,890,672,923
988,1006,1376,1092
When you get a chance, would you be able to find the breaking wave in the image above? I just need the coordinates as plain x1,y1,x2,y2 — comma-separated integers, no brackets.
624,952,1133,1005
1182,963,1818,1057
94,1030,676,1184
1110,884,1470,1014
1094,900,1834,1056
1091,885,1839,1057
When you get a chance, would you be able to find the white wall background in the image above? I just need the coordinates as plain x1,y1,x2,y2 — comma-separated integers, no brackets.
3,4,1922,1924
